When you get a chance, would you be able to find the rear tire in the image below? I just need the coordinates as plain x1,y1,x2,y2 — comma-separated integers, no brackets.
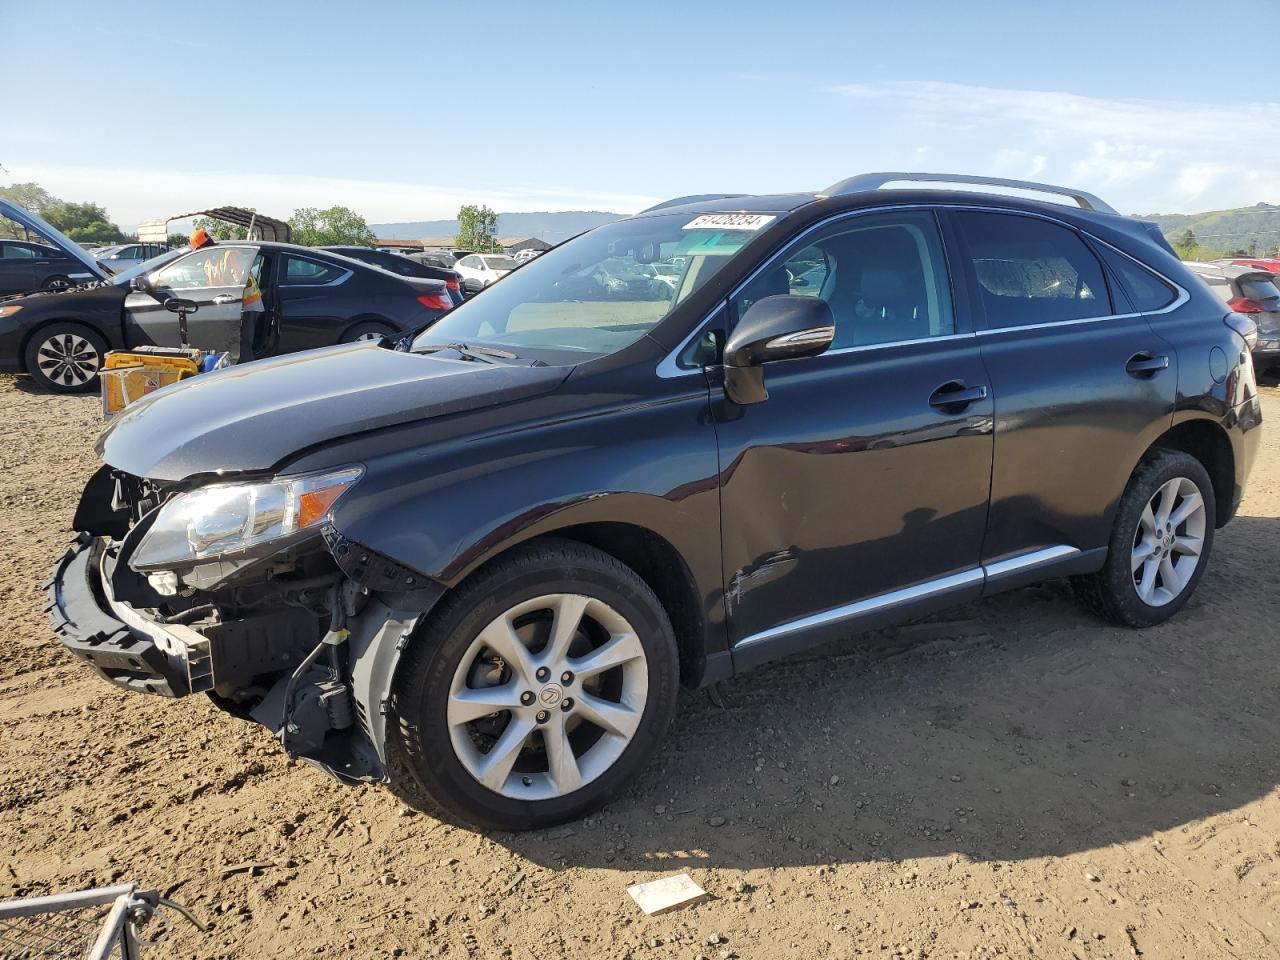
1072,449,1215,627
390,539,680,831
340,321,397,344
24,322,107,393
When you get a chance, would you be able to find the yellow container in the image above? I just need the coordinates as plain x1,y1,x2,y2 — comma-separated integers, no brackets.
101,348,202,417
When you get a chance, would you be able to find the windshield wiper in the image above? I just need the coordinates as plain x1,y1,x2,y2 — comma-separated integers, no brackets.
414,342,518,363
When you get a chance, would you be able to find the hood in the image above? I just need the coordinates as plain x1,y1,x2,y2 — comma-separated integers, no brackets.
0,200,111,283
97,341,571,481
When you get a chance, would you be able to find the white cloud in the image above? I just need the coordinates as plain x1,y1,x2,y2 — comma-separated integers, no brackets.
3,163,661,230
826,81,1280,212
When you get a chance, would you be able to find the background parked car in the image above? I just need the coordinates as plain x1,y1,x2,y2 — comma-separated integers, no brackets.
95,242,172,273
513,248,542,263
0,240,102,295
0,226,452,392
1213,257,1280,275
1189,261,1280,373
453,253,518,290
323,246,464,304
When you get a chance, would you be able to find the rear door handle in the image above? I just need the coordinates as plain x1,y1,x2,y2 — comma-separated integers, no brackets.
1126,352,1169,377
929,381,988,410
211,294,238,305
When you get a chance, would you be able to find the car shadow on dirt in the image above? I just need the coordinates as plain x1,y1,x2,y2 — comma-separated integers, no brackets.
492,514,1280,871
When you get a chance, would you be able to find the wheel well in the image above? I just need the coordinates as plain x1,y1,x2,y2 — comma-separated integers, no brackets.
1146,420,1235,527
17,318,108,374
538,523,706,688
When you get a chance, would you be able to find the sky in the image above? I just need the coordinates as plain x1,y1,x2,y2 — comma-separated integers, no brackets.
4,0,1279,229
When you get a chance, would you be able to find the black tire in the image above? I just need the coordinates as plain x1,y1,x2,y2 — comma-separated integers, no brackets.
389,538,680,831
42,275,71,290
340,321,397,344
1072,449,1216,627
24,322,108,394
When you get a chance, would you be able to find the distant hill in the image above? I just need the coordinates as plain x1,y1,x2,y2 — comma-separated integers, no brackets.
1137,202,1280,257
370,210,625,244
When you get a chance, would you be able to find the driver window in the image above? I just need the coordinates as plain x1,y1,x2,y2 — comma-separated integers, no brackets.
733,211,954,349
155,247,254,289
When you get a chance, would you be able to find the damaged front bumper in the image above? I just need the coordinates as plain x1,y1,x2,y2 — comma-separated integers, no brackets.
47,524,438,787
46,533,210,697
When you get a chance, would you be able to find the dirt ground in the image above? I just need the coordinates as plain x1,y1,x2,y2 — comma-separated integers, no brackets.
1,373,1278,960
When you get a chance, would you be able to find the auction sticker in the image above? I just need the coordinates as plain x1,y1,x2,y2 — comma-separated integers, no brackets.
683,213,775,231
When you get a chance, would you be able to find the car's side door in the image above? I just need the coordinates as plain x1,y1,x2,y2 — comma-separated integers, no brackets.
713,209,995,669
273,253,356,351
944,208,1179,585
123,246,255,351
0,242,37,295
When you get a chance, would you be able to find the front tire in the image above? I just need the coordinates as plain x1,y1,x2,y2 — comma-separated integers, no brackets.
1072,449,1215,627
390,539,679,831
24,322,107,393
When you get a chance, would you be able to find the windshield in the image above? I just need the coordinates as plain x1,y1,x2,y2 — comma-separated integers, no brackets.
483,256,519,270
109,247,189,286
412,213,765,358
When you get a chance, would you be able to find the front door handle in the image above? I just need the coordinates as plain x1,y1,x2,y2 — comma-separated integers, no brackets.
1126,352,1169,377
211,294,238,305
929,380,989,410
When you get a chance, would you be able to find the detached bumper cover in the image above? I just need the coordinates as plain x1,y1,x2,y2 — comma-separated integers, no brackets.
46,534,208,697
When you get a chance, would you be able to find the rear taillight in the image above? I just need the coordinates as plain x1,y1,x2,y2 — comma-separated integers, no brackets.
1226,296,1266,314
1224,312,1259,348
445,278,459,292
417,292,452,311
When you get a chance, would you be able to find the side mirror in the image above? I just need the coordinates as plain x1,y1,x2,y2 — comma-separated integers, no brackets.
462,278,484,295
130,274,163,300
723,295,834,405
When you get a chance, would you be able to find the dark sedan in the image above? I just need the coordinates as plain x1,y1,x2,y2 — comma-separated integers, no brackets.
323,246,463,304
0,237,453,392
0,239,103,295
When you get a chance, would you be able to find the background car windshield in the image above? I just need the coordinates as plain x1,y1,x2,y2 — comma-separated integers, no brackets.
412,214,761,357
483,256,519,270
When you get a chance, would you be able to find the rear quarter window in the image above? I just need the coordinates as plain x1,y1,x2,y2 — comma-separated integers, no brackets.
1098,246,1178,312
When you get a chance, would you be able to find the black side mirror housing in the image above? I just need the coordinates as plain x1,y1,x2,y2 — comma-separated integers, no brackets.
722,295,835,405
130,274,164,301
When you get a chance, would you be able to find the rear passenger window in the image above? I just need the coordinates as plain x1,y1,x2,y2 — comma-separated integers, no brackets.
1098,246,1177,312
954,211,1111,327
283,256,345,285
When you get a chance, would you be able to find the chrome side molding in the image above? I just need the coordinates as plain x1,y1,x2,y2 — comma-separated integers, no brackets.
736,545,1082,649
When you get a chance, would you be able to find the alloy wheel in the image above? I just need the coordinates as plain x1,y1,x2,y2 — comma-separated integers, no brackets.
447,593,649,800
36,333,101,387
1132,475,1206,607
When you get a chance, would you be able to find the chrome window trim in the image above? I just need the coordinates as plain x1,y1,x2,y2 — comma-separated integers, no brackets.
656,202,1192,377
737,544,1082,649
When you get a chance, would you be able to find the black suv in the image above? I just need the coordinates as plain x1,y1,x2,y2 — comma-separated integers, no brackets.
49,173,1262,830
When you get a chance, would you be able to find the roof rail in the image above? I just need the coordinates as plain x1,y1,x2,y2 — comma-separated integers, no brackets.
640,194,749,214
818,172,1118,215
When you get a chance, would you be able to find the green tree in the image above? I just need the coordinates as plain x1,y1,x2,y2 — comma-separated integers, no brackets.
44,201,124,244
0,182,59,239
455,204,499,253
190,215,248,241
1173,227,1199,260
288,206,378,247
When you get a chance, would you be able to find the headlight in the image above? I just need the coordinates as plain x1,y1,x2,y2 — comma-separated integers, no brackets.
132,467,362,568
0,304,23,318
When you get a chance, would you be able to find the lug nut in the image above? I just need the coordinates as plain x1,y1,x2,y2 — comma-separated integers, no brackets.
561,670,574,684
561,697,574,712
520,691,535,706
535,666,550,682
535,710,549,724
